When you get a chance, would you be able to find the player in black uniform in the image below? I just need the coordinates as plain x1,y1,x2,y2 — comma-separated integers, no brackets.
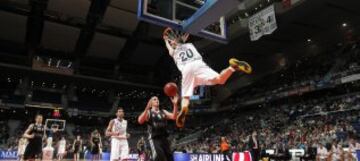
138,95,179,161
22,114,45,161
137,137,146,161
90,129,102,161
72,135,83,161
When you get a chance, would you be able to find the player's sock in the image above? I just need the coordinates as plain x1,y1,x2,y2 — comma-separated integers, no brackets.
176,106,189,128
229,58,252,74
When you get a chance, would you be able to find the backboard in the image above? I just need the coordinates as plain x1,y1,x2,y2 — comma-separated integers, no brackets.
138,0,241,43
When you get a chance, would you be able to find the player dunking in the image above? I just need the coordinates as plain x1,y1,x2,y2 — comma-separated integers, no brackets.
138,95,179,161
163,28,252,128
22,114,48,161
106,108,130,161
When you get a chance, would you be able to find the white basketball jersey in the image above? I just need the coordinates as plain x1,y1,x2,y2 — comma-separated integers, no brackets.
172,43,203,72
59,140,66,149
112,119,127,139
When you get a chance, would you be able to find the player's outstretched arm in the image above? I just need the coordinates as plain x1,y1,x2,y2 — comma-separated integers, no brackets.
163,37,175,56
164,94,179,120
138,99,152,124
181,33,190,43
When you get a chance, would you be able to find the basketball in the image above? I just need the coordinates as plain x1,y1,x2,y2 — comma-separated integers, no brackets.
164,82,178,97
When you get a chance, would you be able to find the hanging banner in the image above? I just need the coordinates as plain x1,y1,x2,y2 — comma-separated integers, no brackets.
248,5,277,41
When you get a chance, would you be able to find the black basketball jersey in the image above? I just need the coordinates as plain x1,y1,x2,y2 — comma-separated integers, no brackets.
75,140,81,146
147,109,168,138
30,124,44,139
92,136,100,144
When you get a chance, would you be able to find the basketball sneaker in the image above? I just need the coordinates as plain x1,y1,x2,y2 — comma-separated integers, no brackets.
229,58,252,74
176,106,189,128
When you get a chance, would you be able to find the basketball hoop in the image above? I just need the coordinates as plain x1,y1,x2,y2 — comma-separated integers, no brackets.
163,27,189,43
51,124,59,132
45,119,66,132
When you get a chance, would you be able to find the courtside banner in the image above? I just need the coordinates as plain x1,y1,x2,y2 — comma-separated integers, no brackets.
173,152,251,161
84,152,138,160
0,150,17,160
0,151,255,161
233,151,252,161
174,153,230,161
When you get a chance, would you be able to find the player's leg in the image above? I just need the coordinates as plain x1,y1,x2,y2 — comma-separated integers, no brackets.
209,58,252,85
176,68,195,128
152,139,167,161
162,139,174,161
176,96,190,128
200,59,251,86
148,138,159,161
120,142,129,161
58,150,63,161
74,152,78,161
23,142,35,161
210,67,234,85
110,139,120,161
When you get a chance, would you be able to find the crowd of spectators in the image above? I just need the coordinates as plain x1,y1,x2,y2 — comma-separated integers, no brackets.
228,43,360,107
0,42,359,161
175,93,360,160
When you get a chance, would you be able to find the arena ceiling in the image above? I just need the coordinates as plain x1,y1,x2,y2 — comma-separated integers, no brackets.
0,0,359,91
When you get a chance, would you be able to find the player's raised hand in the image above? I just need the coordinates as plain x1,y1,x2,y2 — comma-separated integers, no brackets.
163,34,169,41
163,27,172,40
170,94,179,105
181,33,190,42
146,98,152,110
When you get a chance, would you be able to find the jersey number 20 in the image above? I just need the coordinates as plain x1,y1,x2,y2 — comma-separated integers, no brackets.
180,49,194,62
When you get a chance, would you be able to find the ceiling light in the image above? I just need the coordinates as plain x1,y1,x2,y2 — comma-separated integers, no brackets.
342,23,347,27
